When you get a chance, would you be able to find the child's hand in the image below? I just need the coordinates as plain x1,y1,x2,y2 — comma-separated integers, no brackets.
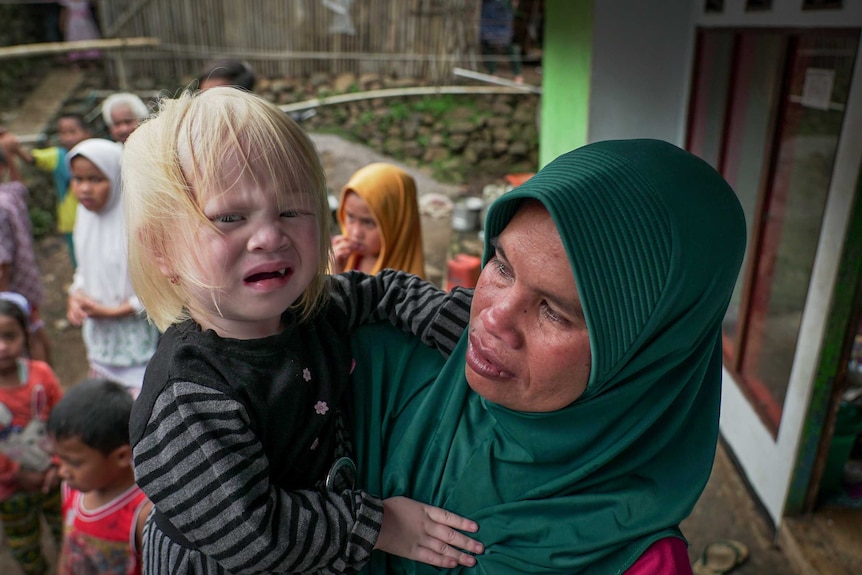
16,468,48,493
375,496,484,568
41,465,60,493
67,291,93,325
0,129,19,154
331,235,353,273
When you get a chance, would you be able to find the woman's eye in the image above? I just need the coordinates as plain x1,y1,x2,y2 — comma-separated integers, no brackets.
490,257,513,279
541,302,566,325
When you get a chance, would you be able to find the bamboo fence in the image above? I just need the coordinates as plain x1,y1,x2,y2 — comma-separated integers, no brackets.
96,0,483,83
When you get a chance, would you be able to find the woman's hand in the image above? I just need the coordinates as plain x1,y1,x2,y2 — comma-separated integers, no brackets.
375,496,484,568
331,235,353,273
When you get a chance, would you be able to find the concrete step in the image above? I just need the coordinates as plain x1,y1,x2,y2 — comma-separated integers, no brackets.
4,68,85,140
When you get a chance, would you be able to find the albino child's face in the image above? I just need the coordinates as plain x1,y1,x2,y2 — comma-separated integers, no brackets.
341,192,382,259
182,169,321,340
70,156,111,213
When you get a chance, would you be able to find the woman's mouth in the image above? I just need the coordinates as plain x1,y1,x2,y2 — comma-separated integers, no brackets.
466,334,516,380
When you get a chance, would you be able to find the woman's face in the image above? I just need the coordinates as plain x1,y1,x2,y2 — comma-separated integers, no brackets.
465,201,591,412
108,104,141,144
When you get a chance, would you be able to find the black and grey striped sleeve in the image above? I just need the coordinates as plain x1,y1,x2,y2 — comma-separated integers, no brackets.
133,381,382,575
329,269,473,357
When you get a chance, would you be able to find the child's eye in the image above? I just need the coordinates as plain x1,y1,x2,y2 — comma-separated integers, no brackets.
211,214,242,224
280,210,301,218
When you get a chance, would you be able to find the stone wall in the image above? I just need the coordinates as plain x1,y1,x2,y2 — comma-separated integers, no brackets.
253,72,541,185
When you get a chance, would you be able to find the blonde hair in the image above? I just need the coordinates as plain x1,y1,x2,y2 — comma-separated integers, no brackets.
123,88,330,331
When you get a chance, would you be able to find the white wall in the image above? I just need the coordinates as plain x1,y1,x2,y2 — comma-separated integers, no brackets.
588,0,695,145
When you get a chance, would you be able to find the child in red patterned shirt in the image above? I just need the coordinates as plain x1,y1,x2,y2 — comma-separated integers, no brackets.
48,378,152,575
0,298,63,575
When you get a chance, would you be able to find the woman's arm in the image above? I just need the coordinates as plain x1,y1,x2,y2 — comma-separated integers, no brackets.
330,270,473,357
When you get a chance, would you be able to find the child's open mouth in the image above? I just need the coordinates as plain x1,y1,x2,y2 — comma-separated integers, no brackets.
245,268,289,284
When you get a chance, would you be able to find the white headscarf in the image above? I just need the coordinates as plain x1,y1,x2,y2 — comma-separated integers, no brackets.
68,139,139,309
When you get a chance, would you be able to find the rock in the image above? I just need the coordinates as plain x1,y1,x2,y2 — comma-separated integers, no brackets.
333,72,357,93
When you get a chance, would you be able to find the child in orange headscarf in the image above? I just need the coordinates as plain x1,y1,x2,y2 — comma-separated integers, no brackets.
331,163,426,278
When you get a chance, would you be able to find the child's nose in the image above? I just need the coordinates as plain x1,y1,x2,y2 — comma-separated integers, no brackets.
248,221,288,251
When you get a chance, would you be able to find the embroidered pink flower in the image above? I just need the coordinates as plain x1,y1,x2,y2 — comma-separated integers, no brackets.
303,368,312,382
314,401,329,415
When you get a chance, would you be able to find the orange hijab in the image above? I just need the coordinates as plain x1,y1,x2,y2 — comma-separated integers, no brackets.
337,163,425,278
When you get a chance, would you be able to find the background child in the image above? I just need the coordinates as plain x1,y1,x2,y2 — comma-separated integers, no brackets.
47,378,152,575
1,114,93,268
59,0,101,65
0,299,63,575
122,87,480,575
197,58,256,91
331,162,425,278
66,139,159,396
0,146,51,364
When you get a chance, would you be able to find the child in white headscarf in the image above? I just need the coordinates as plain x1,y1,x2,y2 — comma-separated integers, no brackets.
67,139,159,397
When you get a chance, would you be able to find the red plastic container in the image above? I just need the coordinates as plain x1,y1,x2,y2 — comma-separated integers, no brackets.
446,254,481,291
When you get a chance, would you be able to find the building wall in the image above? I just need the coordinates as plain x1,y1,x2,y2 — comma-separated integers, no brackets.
538,0,592,167
588,0,695,145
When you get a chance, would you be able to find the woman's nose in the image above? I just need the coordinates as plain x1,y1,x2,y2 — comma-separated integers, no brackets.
482,293,524,349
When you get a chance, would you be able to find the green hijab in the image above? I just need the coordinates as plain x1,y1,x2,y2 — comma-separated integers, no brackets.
352,139,746,574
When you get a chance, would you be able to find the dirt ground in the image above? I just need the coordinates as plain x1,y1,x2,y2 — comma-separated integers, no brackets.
0,239,71,572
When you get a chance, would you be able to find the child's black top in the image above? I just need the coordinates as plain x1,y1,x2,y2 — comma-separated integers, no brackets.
130,270,471,575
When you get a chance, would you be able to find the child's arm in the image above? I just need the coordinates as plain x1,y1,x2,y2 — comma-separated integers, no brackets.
330,269,474,357
135,382,478,574
0,130,22,182
134,498,153,555
67,291,143,323
134,382,383,575
75,298,137,319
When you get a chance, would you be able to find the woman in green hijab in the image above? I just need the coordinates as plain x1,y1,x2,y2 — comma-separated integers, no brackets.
351,139,747,574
